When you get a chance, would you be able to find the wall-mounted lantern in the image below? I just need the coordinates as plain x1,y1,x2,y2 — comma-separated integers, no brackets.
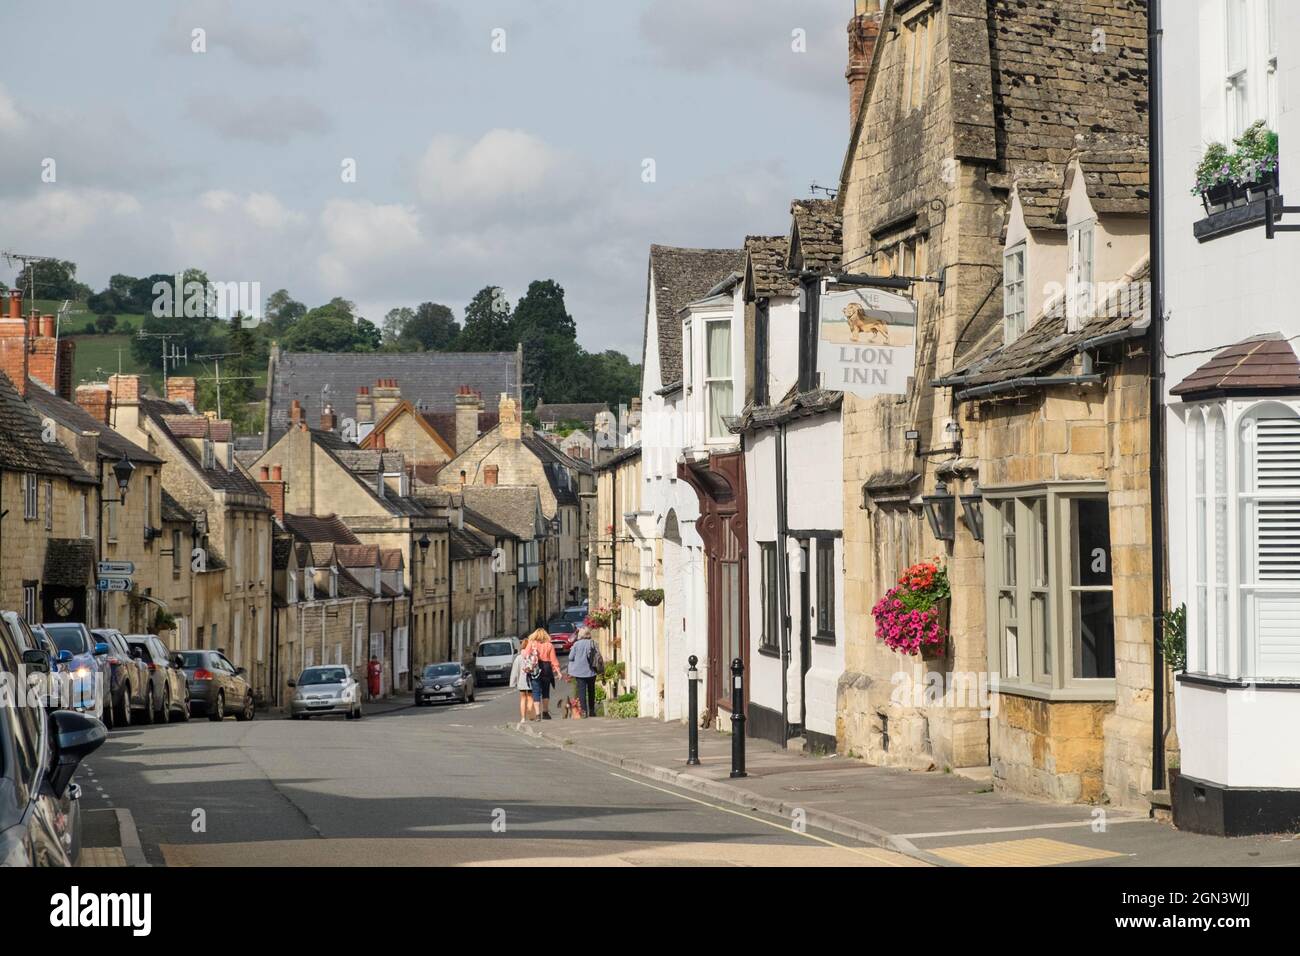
921,481,956,542
960,488,985,542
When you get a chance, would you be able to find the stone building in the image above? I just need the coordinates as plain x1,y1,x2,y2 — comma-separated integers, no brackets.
458,485,548,636
592,444,645,705
835,0,1150,800
106,375,276,699
449,521,497,661
356,381,496,481
253,407,446,685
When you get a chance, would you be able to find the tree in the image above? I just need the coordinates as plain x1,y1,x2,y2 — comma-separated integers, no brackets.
280,299,380,353
264,288,307,335
576,349,642,408
402,302,460,350
95,314,118,334
12,259,91,301
453,286,514,352
381,307,415,347
510,280,578,407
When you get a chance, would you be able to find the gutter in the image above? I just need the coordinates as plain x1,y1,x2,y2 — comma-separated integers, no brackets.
954,373,1102,402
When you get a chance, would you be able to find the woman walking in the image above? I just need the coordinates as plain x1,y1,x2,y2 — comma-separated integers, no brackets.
511,638,535,728
527,628,562,719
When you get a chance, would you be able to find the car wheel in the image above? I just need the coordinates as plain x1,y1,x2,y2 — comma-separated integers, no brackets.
103,690,115,729
176,690,190,722
158,688,172,724
117,687,132,727
209,691,225,722
354,702,363,720
143,685,155,724
237,695,254,722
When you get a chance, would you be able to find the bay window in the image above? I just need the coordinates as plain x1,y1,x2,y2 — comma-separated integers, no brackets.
1184,400,1300,680
984,485,1115,697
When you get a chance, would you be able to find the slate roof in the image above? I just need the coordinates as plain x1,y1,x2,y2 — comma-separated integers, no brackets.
43,539,95,587
1065,148,1150,217
593,442,642,473
462,506,515,540
380,548,404,571
946,258,1151,389
272,535,295,570
1015,177,1067,231
535,402,609,425
140,397,267,499
160,489,193,524
449,526,494,561
733,388,843,432
645,245,744,386
26,385,162,464
0,373,97,483
788,199,842,273
1171,334,1300,399
267,350,519,445
458,486,542,540
282,513,361,545
744,235,796,299
334,544,380,568
420,410,498,448
163,416,233,442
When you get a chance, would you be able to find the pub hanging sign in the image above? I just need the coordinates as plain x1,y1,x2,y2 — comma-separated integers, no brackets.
817,283,916,397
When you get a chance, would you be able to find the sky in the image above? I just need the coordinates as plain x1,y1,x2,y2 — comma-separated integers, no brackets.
0,0,853,358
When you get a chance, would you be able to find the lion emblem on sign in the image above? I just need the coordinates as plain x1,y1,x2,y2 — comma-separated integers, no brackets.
843,301,890,343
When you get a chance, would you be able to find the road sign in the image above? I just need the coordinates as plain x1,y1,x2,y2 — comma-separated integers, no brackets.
97,561,135,576
97,577,132,592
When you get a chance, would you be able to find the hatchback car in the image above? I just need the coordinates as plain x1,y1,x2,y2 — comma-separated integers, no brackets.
547,620,578,655
416,662,475,705
0,613,105,866
3,612,57,711
91,628,149,728
289,665,363,720
42,622,108,720
473,638,518,686
178,649,255,721
125,634,190,724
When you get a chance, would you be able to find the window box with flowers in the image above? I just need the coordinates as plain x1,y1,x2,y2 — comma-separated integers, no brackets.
1191,123,1282,242
871,561,950,658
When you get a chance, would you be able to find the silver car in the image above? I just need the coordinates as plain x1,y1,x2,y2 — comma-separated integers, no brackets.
415,662,475,705
288,665,364,720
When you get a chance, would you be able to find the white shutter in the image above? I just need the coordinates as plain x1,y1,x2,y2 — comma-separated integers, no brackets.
1255,418,1300,581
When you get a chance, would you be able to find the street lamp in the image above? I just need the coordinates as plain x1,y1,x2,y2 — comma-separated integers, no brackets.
102,453,135,505
921,481,956,542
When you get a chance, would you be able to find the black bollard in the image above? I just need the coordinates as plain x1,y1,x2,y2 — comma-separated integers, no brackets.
729,657,746,778
687,655,700,765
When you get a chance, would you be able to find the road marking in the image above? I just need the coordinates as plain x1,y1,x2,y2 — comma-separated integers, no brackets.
928,837,1126,867
606,772,914,866
899,817,1151,840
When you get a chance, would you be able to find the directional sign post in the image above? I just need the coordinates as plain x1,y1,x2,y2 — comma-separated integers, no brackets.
97,561,135,577
97,578,132,592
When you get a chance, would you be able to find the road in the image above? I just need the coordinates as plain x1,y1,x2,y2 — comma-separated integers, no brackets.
79,682,917,867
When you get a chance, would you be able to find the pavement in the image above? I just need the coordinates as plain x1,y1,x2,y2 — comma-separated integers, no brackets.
508,710,1300,867
77,686,917,867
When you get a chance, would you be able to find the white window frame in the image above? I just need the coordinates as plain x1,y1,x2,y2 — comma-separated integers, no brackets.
44,481,53,532
1219,0,1280,138
703,316,734,441
1003,243,1027,344
1226,0,1251,138
1066,219,1095,330
984,483,1117,700
1182,398,1300,681
23,584,37,623
22,474,37,521
682,318,693,393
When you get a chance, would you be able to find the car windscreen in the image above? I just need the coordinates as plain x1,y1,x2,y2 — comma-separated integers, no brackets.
549,621,576,633
562,609,586,622
178,652,207,668
45,625,88,655
477,642,513,658
423,664,460,678
300,668,346,685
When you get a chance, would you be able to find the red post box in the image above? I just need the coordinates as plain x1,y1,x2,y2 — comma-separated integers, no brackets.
367,658,382,698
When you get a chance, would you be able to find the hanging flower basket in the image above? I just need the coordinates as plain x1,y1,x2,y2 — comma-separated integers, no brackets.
634,588,664,606
584,603,620,629
871,560,951,657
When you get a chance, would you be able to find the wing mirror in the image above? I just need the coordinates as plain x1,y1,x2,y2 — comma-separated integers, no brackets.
22,648,50,673
94,642,110,656
287,679,296,687
57,649,73,664
235,666,247,676
47,710,107,798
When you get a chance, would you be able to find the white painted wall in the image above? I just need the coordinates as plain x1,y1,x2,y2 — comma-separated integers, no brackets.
745,431,784,718
1163,0,1300,788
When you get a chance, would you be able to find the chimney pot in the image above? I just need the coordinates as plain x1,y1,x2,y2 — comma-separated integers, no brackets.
260,465,271,480
6,289,20,319
272,464,283,481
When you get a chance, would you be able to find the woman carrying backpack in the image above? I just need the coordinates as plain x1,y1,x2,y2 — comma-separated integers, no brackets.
511,638,536,728
526,628,562,719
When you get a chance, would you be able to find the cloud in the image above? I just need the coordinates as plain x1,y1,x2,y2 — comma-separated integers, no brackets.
316,199,427,292
165,1,319,68
186,94,331,143
638,0,847,98
415,129,572,210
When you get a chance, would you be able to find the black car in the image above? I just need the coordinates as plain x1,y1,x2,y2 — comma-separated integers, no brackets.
0,607,106,866
177,649,255,721
91,629,150,729
125,634,190,724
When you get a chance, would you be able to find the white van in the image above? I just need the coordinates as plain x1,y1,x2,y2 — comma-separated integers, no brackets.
474,637,519,686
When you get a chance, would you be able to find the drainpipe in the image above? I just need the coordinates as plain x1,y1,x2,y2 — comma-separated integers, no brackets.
1148,0,1168,793
775,424,791,740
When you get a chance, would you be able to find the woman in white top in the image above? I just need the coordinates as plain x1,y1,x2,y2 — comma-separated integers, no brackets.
510,641,534,727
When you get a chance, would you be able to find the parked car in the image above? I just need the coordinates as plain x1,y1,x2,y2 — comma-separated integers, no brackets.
3,612,56,711
42,622,108,720
0,612,105,866
288,665,363,719
547,619,578,655
561,605,588,624
124,634,189,724
91,629,149,729
177,649,254,721
473,637,518,686
415,662,475,705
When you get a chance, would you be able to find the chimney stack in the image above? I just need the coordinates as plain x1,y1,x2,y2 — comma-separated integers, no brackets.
258,463,287,523
846,0,883,131
290,398,303,427
107,373,141,404
321,402,338,432
167,376,197,412
0,290,27,395
27,312,59,396
484,464,499,486
499,392,521,441
75,383,113,425
355,385,374,425
374,430,386,450
455,385,480,453
372,377,402,423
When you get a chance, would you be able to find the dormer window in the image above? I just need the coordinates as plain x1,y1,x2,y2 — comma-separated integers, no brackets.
1066,220,1095,330
305,568,316,601
1003,242,1027,344
683,318,693,392
329,567,338,598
